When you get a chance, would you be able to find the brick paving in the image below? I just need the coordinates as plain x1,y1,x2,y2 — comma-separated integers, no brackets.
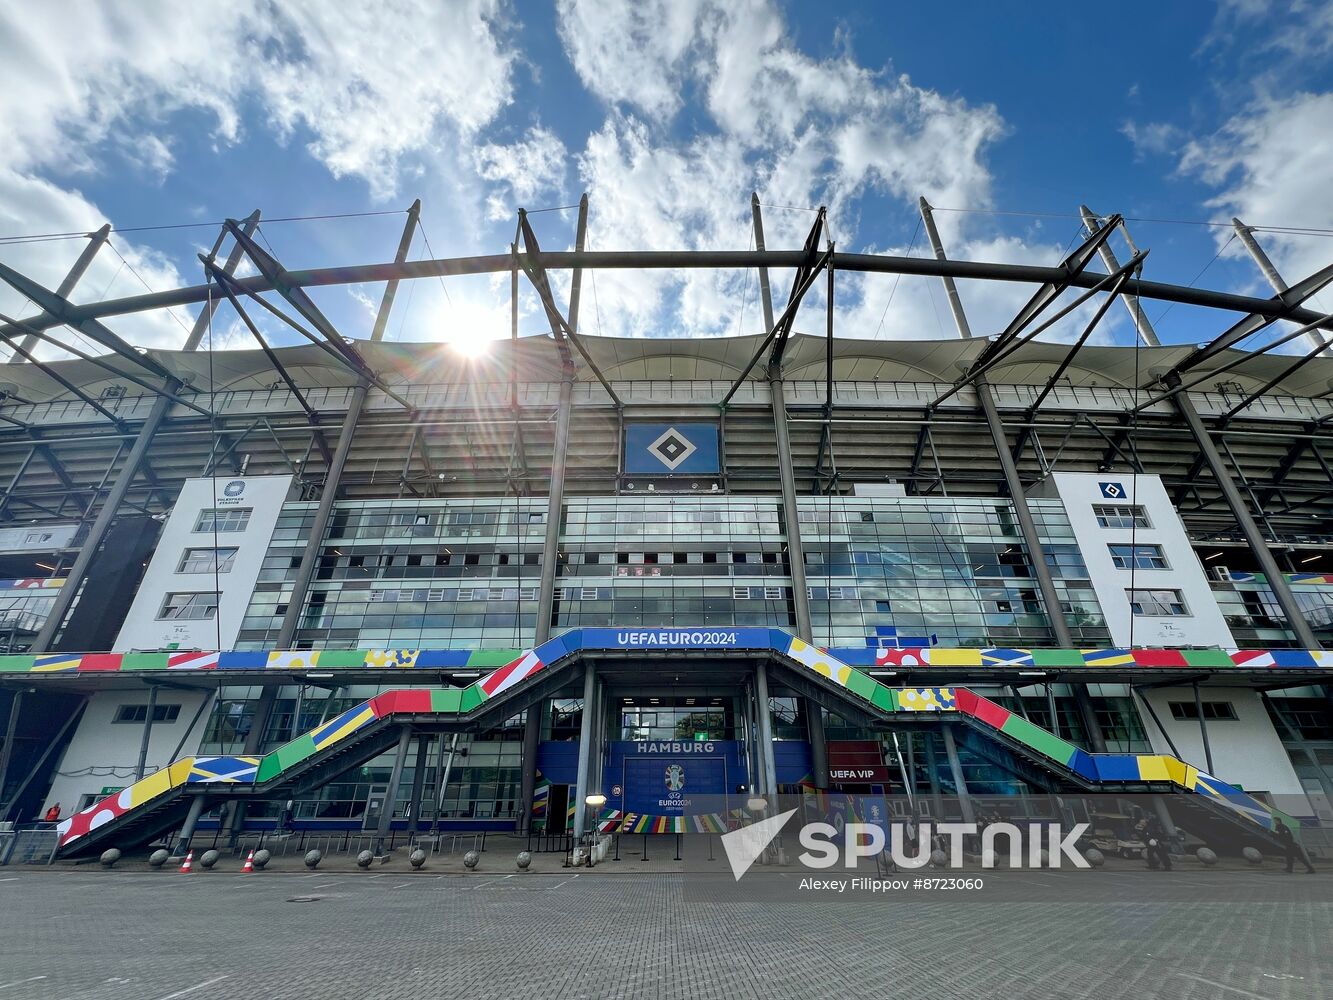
0,863,1327,999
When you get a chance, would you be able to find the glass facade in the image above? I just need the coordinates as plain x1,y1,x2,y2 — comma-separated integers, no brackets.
799,497,1107,647
236,494,1109,650
1212,580,1333,647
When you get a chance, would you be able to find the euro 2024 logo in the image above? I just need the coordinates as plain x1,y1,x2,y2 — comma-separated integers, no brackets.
664,764,685,793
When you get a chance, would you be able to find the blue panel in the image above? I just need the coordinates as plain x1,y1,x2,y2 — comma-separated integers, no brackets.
623,423,720,475
532,637,570,666
217,651,266,670
773,740,813,784
580,627,774,650
828,647,878,666
621,757,726,817
1271,649,1317,667
535,741,581,785
1092,755,1142,782
416,650,471,667
1066,748,1098,780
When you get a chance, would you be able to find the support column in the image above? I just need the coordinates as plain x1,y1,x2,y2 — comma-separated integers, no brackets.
517,702,543,834
751,197,812,640
941,724,975,824
173,795,208,857
1078,206,1160,347
133,683,159,780
374,725,412,854
408,734,429,836
534,197,587,645
31,212,261,652
805,699,829,789
435,733,460,827
0,690,22,809
918,201,1077,653
1192,681,1215,775
226,685,279,844
11,224,111,359
571,665,597,841
1167,377,1319,649
1232,217,1330,354
753,661,780,807
534,373,573,644
276,380,367,647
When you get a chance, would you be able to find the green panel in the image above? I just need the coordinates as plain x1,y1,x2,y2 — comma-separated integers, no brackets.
999,714,1078,766
0,655,35,673
870,685,896,713
1181,648,1235,668
430,688,463,714
843,669,879,702
317,650,366,667
1030,648,1081,668
121,653,168,671
459,684,485,713
466,649,523,667
256,735,318,783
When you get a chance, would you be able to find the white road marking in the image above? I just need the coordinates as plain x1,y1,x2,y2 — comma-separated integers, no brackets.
150,975,230,1000
310,882,339,888
0,977,46,992
0,877,18,882
1174,973,1270,999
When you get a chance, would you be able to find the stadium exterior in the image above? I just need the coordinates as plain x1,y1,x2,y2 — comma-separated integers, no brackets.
0,196,1329,861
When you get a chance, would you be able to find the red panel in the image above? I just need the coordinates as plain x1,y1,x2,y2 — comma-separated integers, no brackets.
377,689,432,717
968,694,1012,730
1131,649,1188,667
78,654,124,672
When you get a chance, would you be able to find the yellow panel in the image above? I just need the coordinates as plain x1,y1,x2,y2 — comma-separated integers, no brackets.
1137,755,1171,782
929,649,982,666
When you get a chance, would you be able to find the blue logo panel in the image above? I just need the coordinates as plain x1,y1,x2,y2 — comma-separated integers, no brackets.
581,627,775,650
624,423,720,475
1099,481,1127,499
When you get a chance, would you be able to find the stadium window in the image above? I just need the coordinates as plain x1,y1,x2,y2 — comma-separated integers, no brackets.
1126,589,1189,617
194,508,252,533
733,587,750,600
1168,701,1238,721
763,586,783,600
177,547,238,574
157,592,220,621
1107,544,1168,570
113,704,181,724
1092,504,1150,529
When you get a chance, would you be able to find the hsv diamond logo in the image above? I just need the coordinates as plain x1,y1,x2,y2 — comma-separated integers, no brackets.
648,427,697,471
1098,481,1126,499
720,808,796,881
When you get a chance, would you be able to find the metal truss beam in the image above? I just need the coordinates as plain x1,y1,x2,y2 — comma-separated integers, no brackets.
767,202,827,370
221,221,414,412
1232,217,1331,354
7,247,1333,340
0,261,174,381
9,224,110,360
0,325,125,426
515,198,623,409
1079,206,1160,346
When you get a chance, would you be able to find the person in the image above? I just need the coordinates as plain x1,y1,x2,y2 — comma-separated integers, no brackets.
1136,814,1172,871
43,803,60,823
1274,822,1316,874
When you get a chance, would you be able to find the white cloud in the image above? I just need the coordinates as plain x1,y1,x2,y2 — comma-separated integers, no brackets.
474,126,569,221
1178,92,1333,289
559,0,1014,338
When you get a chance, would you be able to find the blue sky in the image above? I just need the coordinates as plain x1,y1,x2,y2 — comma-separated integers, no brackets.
0,0,1330,359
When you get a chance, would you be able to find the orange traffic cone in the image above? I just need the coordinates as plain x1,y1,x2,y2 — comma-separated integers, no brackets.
178,850,193,874
241,850,254,874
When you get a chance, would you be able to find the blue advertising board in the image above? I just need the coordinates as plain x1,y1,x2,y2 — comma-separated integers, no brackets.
607,740,744,818
623,423,720,475
580,627,781,650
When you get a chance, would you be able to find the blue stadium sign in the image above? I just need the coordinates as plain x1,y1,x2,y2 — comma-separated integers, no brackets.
581,627,776,649
1099,481,1127,499
624,423,720,475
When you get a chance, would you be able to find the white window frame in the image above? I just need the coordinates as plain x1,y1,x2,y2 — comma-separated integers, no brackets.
157,592,220,621
177,547,238,575
1092,504,1150,530
1107,543,1169,570
193,508,252,533
1126,588,1189,617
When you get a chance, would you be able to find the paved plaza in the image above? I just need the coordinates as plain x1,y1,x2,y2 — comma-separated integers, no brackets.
0,862,1327,1000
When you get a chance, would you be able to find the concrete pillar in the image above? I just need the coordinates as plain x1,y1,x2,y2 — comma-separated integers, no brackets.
805,699,829,789
571,665,597,841
374,726,413,853
173,795,207,857
408,734,429,835
753,661,781,807
533,373,573,644
941,725,975,824
133,684,159,780
517,702,543,834
1168,377,1319,649
0,690,22,810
